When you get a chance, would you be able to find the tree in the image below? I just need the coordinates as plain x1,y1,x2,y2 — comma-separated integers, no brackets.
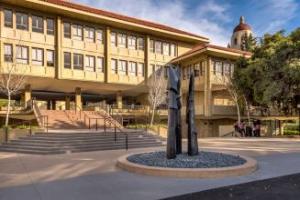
235,29,300,116
0,54,26,130
241,33,257,52
148,67,167,126
217,74,244,123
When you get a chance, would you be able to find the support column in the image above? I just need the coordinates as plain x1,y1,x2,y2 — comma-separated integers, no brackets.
104,26,111,83
116,91,123,109
145,35,151,81
23,84,31,109
65,96,71,110
56,16,62,79
47,100,51,110
204,57,212,117
51,100,56,110
75,87,82,111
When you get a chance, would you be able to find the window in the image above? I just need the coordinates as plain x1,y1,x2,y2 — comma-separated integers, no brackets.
64,22,71,38
111,59,117,74
163,42,170,56
213,61,223,75
214,98,235,106
234,38,238,45
73,54,83,70
96,30,103,43
137,63,144,77
128,62,137,76
97,57,104,73
32,48,44,66
4,9,13,28
16,12,28,30
47,18,54,35
118,33,126,48
230,63,235,75
155,41,162,54
47,50,54,67
73,24,83,40
16,46,28,64
4,44,13,62
170,44,176,56
128,36,136,50
150,40,154,53
194,63,200,77
223,62,231,75
85,55,95,71
32,15,44,33
137,37,144,50
85,27,95,42
200,61,205,76
118,60,127,75
64,52,71,68
111,32,117,47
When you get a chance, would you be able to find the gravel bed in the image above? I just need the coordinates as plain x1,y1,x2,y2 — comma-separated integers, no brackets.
127,151,246,168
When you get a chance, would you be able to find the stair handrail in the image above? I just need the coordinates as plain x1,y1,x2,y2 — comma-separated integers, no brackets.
32,100,48,132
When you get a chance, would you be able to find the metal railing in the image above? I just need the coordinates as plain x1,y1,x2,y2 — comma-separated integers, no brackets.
32,100,48,132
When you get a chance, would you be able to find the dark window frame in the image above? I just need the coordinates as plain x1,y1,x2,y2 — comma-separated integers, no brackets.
47,18,55,35
32,15,44,33
64,52,71,69
73,53,83,70
4,9,13,28
16,12,28,30
64,22,71,38
47,50,55,67
4,44,13,62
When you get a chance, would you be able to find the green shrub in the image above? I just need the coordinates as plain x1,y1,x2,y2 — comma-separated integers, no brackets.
284,130,299,135
284,123,299,131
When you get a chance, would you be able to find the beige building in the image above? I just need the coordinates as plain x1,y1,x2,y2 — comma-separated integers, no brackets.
0,0,251,136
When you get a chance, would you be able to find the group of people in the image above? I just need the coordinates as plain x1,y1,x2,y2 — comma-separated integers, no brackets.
234,120,261,137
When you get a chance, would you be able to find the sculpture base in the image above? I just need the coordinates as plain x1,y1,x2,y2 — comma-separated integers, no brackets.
117,151,257,179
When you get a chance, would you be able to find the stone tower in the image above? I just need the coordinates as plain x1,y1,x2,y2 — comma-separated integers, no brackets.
230,16,252,50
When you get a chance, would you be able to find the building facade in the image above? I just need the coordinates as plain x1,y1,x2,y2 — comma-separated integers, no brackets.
0,0,251,137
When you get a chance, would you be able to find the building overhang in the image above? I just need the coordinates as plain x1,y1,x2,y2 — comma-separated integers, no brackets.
171,44,252,63
2,0,209,44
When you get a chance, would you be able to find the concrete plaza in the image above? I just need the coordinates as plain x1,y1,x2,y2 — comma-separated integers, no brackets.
1,138,300,200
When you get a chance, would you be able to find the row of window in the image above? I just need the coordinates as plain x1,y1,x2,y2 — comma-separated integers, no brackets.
111,59,144,77
110,32,144,50
4,9,55,35
4,44,55,66
212,60,234,75
150,39,177,56
182,61,206,79
63,22,104,43
63,52,104,72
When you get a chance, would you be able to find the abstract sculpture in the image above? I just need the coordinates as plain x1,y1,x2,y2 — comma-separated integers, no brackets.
186,73,198,156
166,65,198,159
166,66,180,159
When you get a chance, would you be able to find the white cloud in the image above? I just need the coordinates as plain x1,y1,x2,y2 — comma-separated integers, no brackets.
253,0,298,34
74,0,232,46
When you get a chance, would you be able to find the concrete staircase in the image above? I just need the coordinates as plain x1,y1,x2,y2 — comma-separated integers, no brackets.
0,131,164,154
38,110,122,130
40,110,87,129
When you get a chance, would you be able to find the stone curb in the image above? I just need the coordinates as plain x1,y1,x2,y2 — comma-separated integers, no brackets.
117,151,258,179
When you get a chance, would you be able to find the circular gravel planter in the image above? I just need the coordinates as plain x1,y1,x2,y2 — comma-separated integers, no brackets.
117,151,257,179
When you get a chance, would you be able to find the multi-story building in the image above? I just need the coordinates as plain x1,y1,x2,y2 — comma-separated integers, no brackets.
0,0,251,137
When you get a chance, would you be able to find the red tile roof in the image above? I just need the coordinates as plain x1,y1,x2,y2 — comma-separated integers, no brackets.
234,23,251,33
42,0,209,41
172,44,251,62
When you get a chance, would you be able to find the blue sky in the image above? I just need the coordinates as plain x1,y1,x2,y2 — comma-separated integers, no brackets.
74,0,300,46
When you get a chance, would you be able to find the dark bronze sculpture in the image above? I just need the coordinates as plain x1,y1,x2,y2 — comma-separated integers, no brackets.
166,65,198,159
166,66,180,159
175,68,182,154
186,73,198,156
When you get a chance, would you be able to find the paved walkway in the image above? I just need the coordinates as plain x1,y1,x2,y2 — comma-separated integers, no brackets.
1,138,300,200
